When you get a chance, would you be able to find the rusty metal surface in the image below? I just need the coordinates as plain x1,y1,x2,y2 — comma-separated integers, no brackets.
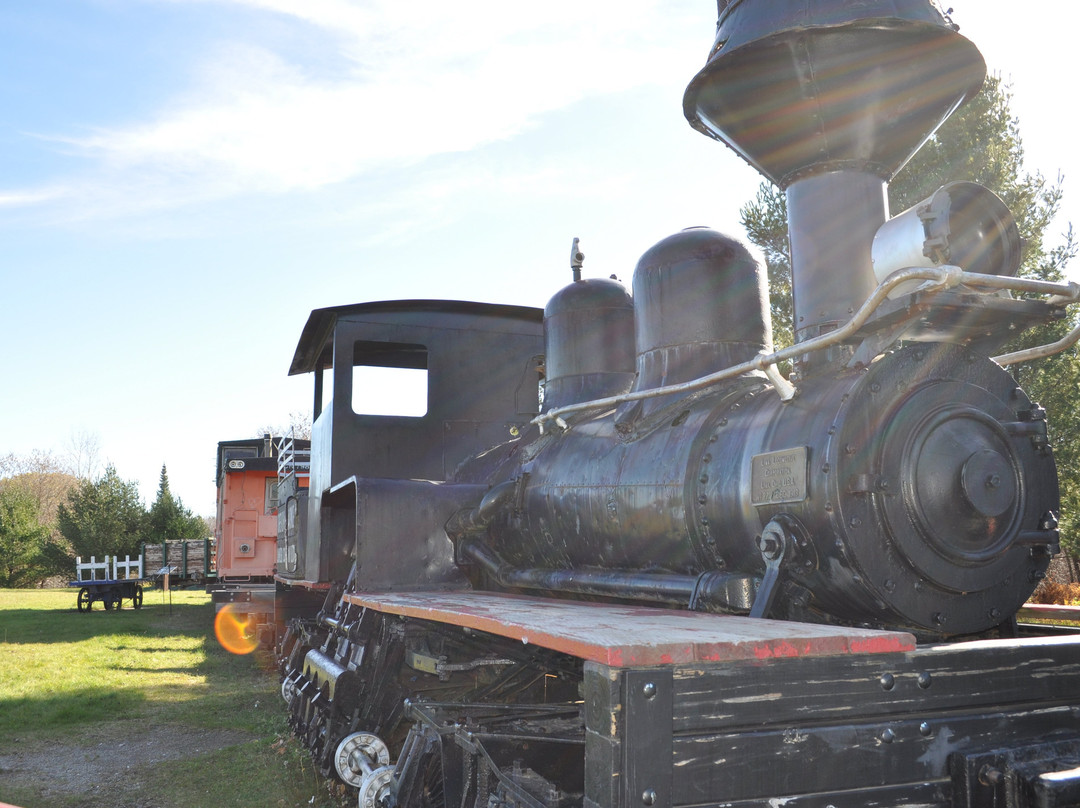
344,590,915,667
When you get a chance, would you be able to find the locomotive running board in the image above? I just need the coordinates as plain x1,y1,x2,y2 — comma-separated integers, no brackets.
344,590,915,666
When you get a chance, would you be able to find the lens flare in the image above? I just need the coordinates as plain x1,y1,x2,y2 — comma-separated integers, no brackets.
214,603,258,655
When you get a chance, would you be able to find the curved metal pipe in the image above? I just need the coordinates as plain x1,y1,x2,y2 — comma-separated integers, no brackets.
460,539,756,612
532,268,1080,431
445,480,517,538
994,321,1080,367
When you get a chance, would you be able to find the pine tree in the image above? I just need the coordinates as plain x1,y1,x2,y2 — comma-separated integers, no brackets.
0,486,69,587
56,465,145,559
147,464,206,544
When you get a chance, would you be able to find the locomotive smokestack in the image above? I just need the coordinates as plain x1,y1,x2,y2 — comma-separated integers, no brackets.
683,0,986,356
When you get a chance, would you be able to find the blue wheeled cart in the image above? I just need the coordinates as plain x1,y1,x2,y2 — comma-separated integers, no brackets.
69,554,150,612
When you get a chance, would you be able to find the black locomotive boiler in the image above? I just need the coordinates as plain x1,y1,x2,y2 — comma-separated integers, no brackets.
272,2,1080,806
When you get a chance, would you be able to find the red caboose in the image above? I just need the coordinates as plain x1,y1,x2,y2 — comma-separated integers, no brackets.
210,435,309,630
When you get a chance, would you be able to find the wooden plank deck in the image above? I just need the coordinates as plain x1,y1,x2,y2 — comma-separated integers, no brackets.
345,590,915,667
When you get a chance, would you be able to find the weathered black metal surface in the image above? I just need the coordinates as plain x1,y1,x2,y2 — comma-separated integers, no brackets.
786,169,888,344
683,0,985,186
277,301,544,586
630,228,770,396
470,343,1056,636
543,277,635,411
586,636,1080,807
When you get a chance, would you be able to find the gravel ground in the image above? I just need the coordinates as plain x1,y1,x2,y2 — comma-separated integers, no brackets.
0,722,254,808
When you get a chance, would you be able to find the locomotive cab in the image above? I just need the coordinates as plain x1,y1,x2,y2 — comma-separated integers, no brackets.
276,301,545,589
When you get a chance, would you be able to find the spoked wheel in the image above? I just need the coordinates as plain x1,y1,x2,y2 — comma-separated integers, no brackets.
110,589,123,610
281,676,297,706
334,732,390,788
77,587,92,612
132,586,143,609
358,766,394,808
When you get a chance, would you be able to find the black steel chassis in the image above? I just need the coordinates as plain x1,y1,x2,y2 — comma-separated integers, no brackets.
283,591,1080,808
583,633,1080,808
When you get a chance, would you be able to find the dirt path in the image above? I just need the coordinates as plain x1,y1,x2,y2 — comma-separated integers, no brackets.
0,722,254,807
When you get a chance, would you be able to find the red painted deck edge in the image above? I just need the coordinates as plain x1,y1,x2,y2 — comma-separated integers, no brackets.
344,590,916,667
274,576,332,590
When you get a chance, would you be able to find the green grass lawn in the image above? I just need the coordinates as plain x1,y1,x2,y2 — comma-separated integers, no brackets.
0,587,344,808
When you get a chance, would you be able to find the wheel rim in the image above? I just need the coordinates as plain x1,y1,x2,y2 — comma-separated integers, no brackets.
358,766,394,808
281,677,296,706
334,732,390,788
132,586,143,609
77,588,91,612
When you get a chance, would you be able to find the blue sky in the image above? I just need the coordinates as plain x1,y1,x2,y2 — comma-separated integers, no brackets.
1,0,1077,517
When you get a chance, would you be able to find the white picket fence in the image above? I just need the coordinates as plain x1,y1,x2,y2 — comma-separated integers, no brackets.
75,554,144,582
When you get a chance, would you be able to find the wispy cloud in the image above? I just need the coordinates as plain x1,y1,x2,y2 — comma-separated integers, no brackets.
2,0,701,223
0,188,65,208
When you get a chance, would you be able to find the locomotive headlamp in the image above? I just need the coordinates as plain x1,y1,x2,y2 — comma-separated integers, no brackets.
872,181,1022,298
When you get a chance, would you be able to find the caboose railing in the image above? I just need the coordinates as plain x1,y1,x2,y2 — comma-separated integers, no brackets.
533,267,1080,432
277,435,311,482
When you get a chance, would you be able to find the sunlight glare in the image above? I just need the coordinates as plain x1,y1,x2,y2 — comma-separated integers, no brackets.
214,603,259,655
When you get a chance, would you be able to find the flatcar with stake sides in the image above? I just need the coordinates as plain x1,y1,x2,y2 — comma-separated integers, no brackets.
272,2,1080,806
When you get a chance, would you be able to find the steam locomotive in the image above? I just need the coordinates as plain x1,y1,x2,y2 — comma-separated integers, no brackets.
272,2,1080,806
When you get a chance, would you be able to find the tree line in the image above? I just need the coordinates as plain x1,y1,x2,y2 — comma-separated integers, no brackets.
0,450,207,588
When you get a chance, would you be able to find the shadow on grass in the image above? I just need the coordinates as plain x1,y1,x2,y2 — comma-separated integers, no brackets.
0,687,146,734
0,600,208,645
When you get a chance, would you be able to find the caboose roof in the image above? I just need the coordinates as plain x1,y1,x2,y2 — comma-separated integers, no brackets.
288,299,544,376
215,436,311,481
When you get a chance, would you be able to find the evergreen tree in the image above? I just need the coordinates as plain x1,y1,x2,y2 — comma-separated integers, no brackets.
56,465,145,560
147,464,206,544
0,486,69,587
740,75,1080,556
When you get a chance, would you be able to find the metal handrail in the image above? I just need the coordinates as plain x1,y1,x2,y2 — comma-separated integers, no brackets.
993,321,1080,366
532,267,1079,432
276,435,311,481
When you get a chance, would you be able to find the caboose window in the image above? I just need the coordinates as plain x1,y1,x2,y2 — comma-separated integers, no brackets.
351,341,428,417
265,479,279,513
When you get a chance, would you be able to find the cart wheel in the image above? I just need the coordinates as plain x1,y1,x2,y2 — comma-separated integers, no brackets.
132,586,143,609
77,587,91,613
111,589,123,610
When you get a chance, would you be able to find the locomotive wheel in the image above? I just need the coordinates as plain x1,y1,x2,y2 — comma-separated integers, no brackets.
281,677,297,706
334,732,390,788
357,765,394,808
132,586,143,609
77,587,91,612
